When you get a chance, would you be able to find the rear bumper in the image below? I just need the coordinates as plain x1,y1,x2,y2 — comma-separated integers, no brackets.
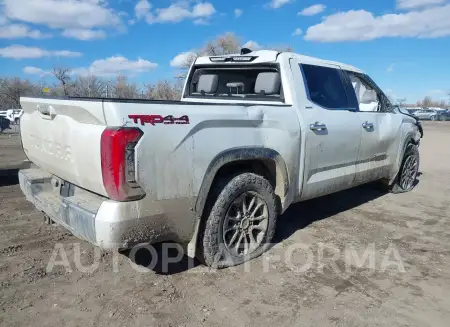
19,168,195,249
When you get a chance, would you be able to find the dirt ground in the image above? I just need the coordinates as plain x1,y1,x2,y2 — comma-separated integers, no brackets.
0,127,28,173
1,122,449,327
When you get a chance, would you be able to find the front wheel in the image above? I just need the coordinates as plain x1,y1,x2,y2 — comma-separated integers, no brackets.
431,115,437,121
390,144,420,193
201,173,277,268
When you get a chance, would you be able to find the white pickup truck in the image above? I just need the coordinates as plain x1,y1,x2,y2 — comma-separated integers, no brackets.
19,49,422,267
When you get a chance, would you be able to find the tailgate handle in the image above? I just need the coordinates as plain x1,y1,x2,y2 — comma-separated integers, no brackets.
37,104,56,120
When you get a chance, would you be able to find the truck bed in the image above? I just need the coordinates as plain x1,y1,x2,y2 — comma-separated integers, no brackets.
24,95,289,107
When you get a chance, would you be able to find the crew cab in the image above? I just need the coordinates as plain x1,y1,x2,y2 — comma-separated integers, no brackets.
19,50,422,268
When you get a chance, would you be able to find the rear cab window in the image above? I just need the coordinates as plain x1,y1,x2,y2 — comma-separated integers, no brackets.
185,64,284,102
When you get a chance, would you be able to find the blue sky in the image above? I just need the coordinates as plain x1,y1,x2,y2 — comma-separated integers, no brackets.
0,0,449,103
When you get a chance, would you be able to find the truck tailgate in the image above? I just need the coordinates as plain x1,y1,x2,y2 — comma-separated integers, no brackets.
20,97,108,196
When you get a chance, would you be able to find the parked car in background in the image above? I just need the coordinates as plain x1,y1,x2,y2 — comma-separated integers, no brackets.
405,108,419,116
0,116,10,132
438,109,450,121
414,108,440,121
0,109,24,124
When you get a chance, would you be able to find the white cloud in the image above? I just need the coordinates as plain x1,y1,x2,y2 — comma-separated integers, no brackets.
242,41,262,50
298,4,326,16
2,0,122,30
170,51,197,68
0,45,82,59
0,14,8,25
397,0,446,9
193,18,209,25
62,29,106,40
72,56,157,76
304,4,450,42
135,1,216,24
192,3,215,17
23,66,51,76
135,0,151,19
387,64,395,72
292,28,303,36
234,8,243,18
0,24,52,39
267,0,292,9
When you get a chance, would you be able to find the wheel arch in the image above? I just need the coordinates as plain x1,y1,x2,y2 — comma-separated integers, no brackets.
186,147,289,258
194,147,289,217
389,132,419,184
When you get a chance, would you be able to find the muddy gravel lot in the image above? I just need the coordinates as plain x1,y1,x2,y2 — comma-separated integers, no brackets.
1,122,449,327
0,128,28,173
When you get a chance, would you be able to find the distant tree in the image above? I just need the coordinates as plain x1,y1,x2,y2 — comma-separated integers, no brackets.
52,67,72,96
396,98,407,107
144,80,182,100
72,75,106,98
0,77,40,109
178,33,242,75
177,33,293,79
112,75,138,99
422,96,433,107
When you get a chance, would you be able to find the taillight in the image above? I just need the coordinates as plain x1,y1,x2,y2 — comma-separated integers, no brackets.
101,127,145,201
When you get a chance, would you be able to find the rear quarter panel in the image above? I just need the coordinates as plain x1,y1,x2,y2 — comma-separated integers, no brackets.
103,101,301,209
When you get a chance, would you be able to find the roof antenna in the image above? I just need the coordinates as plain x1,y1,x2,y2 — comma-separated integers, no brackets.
241,48,252,55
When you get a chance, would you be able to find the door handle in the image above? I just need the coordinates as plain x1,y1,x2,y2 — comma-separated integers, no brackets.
310,122,327,131
362,121,374,129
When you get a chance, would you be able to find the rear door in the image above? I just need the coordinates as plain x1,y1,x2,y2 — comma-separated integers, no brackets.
342,71,403,184
20,97,108,196
291,60,362,200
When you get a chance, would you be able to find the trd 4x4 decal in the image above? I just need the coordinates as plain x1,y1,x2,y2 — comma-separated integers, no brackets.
128,114,190,126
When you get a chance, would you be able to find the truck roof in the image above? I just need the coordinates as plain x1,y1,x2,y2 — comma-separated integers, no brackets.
194,49,364,74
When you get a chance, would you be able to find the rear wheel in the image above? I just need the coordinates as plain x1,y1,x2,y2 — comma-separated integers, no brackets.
201,173,277,268
390,144,420,194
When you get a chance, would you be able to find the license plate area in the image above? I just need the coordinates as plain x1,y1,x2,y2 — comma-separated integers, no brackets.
59,180,75,197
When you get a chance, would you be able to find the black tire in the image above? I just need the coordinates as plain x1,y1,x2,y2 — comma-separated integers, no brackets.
201,173,277,268
431,115,437,121
390,143,420,194
14,118,20,125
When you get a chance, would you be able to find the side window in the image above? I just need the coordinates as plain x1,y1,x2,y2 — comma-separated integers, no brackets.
346,72,392,113
301,64,352,110
347,73,380,112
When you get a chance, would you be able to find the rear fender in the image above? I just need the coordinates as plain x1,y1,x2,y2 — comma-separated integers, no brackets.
194,147,289,216
186,147,289,258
